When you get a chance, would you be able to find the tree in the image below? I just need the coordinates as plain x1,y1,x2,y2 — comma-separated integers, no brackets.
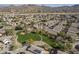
77,32,79,36
27,39,34,45
22,42,26,46
0,25,3,29
9,45,14,51
5,29,14,35
15,26,22,30
64,42,72,51
57,31,66,37
66,36,74,43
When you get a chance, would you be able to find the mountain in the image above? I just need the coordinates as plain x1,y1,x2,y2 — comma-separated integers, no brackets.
72,5,79,7
0,4,79,13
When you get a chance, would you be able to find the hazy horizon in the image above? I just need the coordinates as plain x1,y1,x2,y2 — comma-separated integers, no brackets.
0,4,75,8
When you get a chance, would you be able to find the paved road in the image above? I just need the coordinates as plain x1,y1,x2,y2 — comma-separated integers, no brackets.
0,13,79,15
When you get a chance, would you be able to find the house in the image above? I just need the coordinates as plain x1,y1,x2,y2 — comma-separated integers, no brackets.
3,38,11,45
0,29,6,36
28,45,49,54
49,48,67,54
56,36,64,41
0,36,12,45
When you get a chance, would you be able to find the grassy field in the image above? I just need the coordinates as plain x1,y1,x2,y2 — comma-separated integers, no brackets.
17,32,41,43
17,32,56,45
17,32,66,50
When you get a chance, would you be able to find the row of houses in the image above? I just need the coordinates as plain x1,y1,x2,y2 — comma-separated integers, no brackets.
67,23,79,40
42,20,67,35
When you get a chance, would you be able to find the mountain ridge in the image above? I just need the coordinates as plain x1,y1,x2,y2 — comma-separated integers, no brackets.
0,4,79,13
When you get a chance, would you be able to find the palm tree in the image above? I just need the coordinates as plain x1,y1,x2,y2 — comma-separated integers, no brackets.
23,22,28,33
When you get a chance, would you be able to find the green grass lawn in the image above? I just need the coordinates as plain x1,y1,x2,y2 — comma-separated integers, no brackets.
17,32,41,43
17,32,66,50
17,32,57,45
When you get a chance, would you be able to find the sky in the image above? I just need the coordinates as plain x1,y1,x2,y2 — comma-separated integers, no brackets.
41,4,74,7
